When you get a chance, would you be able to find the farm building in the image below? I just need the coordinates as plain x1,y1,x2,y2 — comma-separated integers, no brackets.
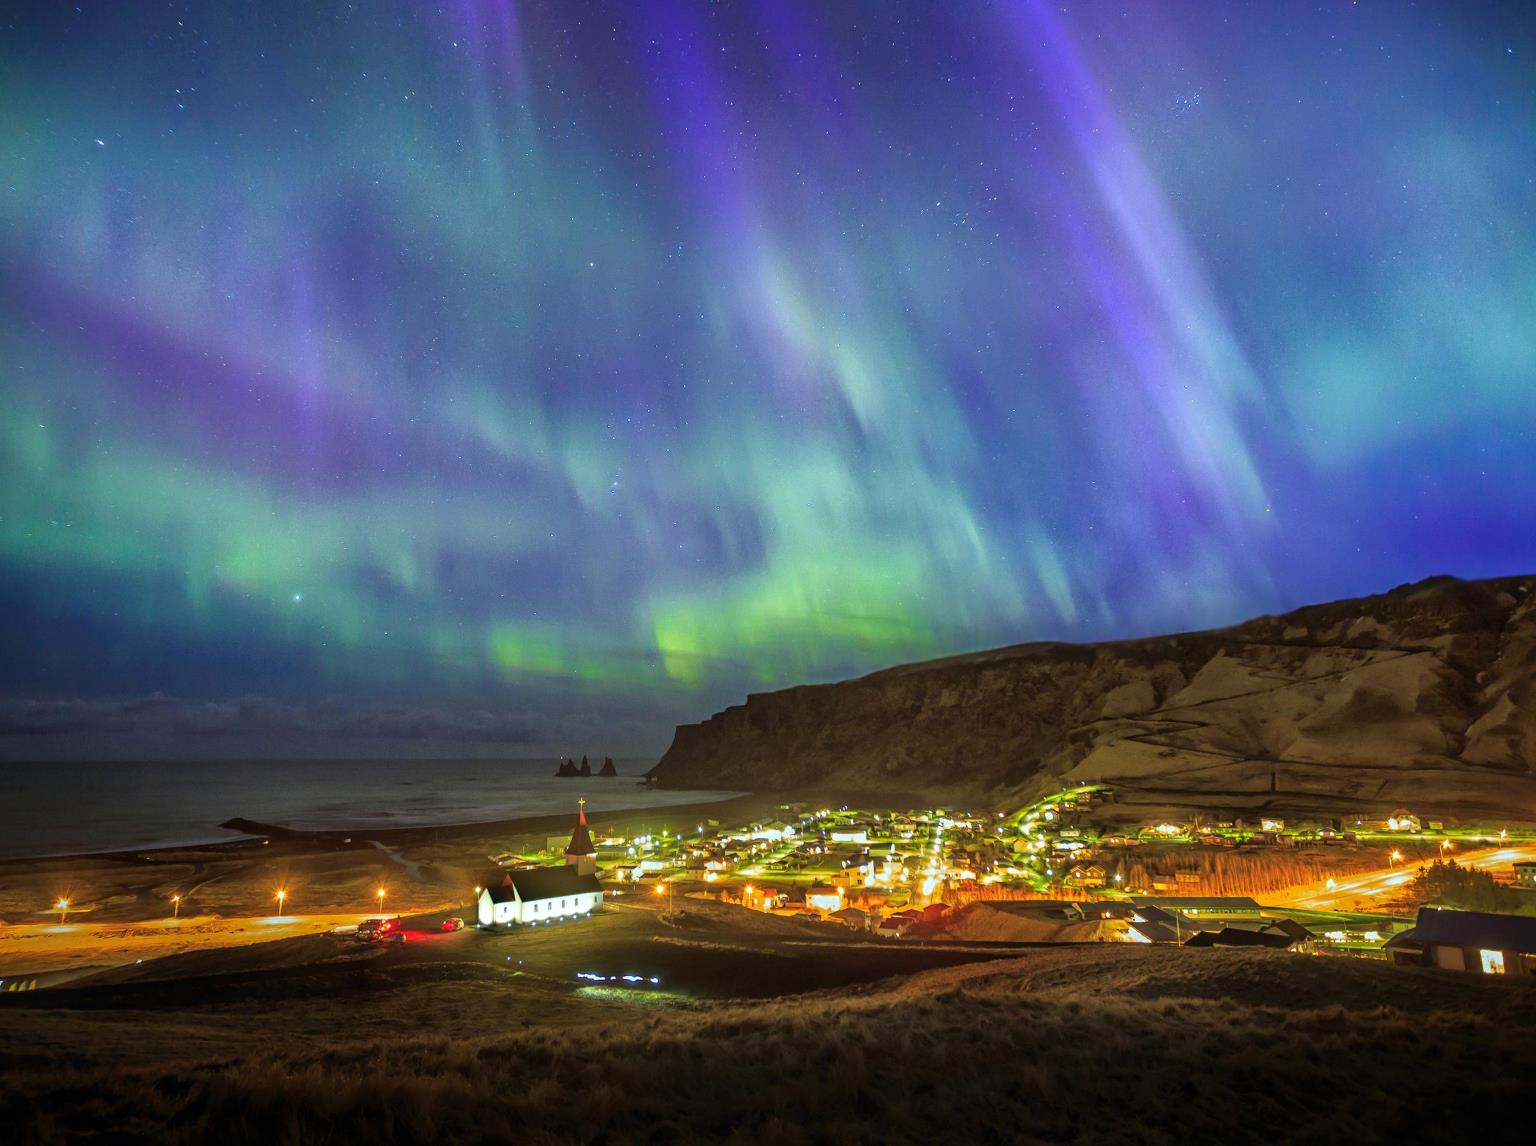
1390,907,1536,975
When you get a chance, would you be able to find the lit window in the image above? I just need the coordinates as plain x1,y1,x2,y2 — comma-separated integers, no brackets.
1480,949,1506,975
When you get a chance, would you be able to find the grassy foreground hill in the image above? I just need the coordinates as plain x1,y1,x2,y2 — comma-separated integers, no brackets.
5,937,1533,1144
652,575,1536,823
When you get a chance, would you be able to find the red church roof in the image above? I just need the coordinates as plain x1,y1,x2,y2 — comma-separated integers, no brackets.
566,799,595,857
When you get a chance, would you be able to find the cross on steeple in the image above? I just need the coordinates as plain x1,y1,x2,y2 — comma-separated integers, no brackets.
565,796,595,865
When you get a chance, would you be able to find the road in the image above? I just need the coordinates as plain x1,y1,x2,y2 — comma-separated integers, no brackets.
0,906,456,982
1267,844,1536,910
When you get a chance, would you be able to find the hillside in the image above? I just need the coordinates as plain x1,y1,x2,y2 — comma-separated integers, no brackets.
4,943,1532,1143
651,575,1536,822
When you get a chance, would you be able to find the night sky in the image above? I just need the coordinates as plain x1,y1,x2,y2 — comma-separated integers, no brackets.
3,2,1534,760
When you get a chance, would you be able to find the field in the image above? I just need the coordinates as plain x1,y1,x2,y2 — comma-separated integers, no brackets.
4,894,1533,1145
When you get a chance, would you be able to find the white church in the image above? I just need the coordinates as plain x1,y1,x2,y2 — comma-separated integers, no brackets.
477,799,604,927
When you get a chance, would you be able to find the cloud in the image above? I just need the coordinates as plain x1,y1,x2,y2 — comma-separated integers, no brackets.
0,694,542,751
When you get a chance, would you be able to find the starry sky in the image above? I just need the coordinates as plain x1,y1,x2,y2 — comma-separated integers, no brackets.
3,1,1534,760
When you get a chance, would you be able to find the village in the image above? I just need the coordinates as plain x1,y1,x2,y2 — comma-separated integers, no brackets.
469,788,1536,972
6,787,1535,996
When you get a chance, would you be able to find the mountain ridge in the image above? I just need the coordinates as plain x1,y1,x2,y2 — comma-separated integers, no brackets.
650,574,1536,822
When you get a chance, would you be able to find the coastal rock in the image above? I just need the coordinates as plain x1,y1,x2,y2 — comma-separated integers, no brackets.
651,575,1536,821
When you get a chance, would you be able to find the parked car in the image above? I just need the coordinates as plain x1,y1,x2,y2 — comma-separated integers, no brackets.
440,916,465,932
356,916,404,944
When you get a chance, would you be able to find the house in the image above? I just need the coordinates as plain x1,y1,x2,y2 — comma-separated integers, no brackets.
829,825,870,844
830,907,871,930
1125,919,1182,944
1393,907,1536,975
1099,834,1136,848
1183,927,1295,951
877,909,924,938
1386,809,1421,832
761,820,796,840
920,902,952,924
742,886,785,911
805,885,845,913
1512,862,1536,890
1067,864,1107,888
1260,818,1286,832
477,867,603,927
1261,917,1317,950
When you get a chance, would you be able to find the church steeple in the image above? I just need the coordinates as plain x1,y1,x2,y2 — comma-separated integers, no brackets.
564,796,597,876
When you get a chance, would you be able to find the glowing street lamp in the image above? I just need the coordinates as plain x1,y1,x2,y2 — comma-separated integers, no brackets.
171,894,182,919
55,898,70,924
1390,850,1403,867
376,887,386,914
275,888,287,914
1325,878,1337,891
1440,840,1452,854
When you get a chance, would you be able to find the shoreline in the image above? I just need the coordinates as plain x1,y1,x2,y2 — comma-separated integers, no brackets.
0,791,764,868
0,782,945,868
216,790,769,852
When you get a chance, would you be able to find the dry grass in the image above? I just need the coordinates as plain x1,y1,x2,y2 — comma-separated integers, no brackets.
4,945,1531,1144
1113,845,1398,897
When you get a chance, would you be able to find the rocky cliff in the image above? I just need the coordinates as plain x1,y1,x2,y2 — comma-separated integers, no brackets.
651,575,1536,822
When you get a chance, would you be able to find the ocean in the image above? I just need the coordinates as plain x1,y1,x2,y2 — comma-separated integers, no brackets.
0,759,743,860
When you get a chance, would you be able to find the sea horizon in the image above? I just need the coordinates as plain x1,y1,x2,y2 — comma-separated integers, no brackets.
0,758,743,862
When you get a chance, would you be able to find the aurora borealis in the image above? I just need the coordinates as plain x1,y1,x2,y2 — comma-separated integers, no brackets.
3,1,1535,758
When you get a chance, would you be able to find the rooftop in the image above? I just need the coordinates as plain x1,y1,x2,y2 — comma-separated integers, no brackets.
484,866,604,903
1128,896,1263,912
1410,906,1536,952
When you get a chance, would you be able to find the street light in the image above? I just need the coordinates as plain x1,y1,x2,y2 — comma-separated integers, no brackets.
1390,850,1403,866
275,888,287,914
376,887,386,914
55,898,69,924
171,894,182,919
